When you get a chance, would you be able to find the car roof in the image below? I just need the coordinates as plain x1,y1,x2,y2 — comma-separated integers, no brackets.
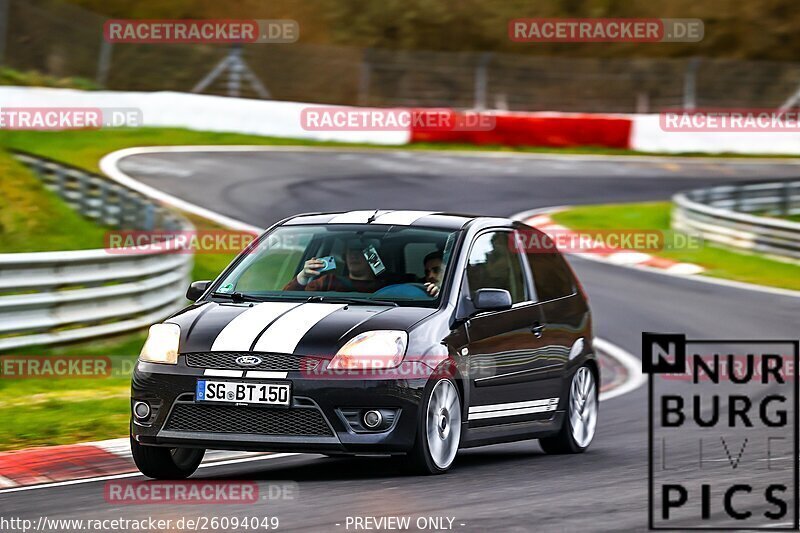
281,210,513,231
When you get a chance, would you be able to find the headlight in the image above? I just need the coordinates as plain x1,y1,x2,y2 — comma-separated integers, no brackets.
139,323,181,365
328,330,408,370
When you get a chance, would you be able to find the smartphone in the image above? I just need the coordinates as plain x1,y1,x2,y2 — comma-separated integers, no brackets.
317,256,337,273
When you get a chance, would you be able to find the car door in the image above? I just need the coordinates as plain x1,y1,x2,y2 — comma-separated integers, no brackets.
522,233,587,381
463,229,561,427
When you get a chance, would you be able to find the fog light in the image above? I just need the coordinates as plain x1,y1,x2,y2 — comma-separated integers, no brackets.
363,410,383,429
133,401,151,420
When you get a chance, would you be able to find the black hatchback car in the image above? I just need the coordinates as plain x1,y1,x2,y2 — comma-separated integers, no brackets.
130,210,597,476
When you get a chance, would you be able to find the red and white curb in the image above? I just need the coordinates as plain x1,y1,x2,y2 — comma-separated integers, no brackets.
523,210,705,276
0,439,273,490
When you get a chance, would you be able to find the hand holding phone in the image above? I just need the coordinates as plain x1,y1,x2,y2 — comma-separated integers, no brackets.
298,256,335,285
317,256,337,273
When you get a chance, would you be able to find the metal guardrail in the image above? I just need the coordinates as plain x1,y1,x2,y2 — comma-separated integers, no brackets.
14,153,185,230
672,180,800,260
0,155,194,350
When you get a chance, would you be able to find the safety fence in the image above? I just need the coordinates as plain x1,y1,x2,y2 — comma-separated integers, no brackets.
672,180,800,260
7,0,800,113
0,154,193,350
14,152,185,231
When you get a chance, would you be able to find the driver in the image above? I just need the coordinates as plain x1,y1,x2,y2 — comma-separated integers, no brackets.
284,243,386,293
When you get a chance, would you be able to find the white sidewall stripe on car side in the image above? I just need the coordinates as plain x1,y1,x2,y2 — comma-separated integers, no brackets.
211,302,301,351
467,397,559,420
252,303,346,354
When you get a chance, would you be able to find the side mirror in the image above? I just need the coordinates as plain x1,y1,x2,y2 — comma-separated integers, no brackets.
473,288,512,312
186,280,211,301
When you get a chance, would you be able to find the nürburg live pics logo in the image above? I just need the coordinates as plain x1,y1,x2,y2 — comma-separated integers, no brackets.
644,332,799,530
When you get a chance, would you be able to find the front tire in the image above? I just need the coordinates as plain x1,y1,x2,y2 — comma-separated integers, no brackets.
539,365,598,454
130,436,205,479
405,378,462,474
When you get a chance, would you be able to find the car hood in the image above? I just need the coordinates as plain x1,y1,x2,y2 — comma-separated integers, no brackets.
168,300,436,356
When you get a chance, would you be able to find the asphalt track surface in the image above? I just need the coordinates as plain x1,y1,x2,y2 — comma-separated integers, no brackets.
2,149,800,532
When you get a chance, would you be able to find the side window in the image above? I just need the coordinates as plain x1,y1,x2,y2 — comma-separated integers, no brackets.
466,231,526,304
526,245,576,302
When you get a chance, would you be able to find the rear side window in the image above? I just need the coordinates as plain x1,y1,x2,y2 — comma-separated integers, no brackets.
466,231,526,303
526,248,576,302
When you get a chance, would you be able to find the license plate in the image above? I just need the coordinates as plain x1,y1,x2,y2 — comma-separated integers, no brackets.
196,380,291,406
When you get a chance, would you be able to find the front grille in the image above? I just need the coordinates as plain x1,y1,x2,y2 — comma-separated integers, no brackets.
164,404,333,436
184,352,320,372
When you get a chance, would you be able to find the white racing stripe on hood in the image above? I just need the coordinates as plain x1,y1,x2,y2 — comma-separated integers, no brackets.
211,302,301,351
252,303,345,354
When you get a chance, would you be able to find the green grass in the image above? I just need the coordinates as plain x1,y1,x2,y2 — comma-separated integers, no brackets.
0,151,108,252
552,202,800,291
0,332,145,450
2,128,798,170
0,67,97,90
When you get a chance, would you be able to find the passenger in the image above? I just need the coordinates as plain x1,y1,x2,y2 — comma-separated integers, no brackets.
284,243,386,293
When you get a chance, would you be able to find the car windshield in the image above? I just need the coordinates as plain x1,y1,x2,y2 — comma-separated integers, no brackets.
212,224,459,307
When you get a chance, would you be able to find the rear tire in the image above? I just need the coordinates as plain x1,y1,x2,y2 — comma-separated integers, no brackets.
404,378,462,475
130,436,205,479
539,365,598,454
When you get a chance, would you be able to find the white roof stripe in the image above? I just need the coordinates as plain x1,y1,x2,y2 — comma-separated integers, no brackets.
328,210,382,224
373,210,435,225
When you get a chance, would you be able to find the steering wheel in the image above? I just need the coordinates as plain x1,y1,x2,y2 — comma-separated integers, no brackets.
374,283,431,298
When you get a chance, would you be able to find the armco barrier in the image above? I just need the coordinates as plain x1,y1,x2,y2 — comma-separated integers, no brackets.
14,153,185,231
0,155,194,350
672,180,800,260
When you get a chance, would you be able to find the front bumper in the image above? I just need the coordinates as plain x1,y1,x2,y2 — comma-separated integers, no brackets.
130,358,432,455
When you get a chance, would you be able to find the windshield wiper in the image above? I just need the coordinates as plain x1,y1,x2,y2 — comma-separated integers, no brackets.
306,295,398,307
210,291,264,303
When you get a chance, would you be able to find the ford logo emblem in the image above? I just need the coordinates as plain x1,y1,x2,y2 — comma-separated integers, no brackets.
235,355,262,367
